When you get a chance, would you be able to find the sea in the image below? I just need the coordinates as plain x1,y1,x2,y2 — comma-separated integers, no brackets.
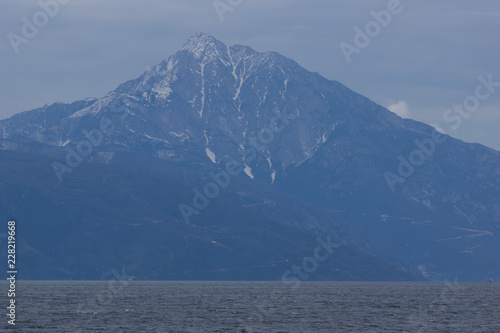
1,281,499,332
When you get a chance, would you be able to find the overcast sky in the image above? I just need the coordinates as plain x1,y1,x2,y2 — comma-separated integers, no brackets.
1,0,499,150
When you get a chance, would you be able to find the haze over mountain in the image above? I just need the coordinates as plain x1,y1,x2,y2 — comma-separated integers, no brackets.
1,33,498,281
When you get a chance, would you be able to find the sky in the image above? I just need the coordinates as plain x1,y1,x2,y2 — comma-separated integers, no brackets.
1,0,499,150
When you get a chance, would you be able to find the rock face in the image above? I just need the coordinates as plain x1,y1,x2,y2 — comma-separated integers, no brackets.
0,33,499,281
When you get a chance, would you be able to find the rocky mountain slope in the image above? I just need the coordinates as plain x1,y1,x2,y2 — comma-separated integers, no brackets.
1,33,498,281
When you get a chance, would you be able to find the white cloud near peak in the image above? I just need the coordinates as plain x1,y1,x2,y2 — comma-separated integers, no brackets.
387,100,411,118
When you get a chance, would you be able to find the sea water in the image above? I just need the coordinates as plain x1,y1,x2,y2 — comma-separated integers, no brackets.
1,281,499,332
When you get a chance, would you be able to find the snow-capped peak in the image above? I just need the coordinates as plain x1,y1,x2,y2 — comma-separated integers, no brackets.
180,32,228,61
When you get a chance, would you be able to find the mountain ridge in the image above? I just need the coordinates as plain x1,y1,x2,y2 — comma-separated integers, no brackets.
0,33,498,281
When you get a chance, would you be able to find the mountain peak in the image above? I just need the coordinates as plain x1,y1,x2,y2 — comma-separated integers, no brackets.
188,31,216,42
180,32,227,60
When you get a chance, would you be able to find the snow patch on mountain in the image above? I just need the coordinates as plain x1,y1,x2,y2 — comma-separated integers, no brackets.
57,139,71,147
243,164,254,179
143,133,169,144
205,148,216,163
199,63,206,117
181,32,229,63
152,84,172,99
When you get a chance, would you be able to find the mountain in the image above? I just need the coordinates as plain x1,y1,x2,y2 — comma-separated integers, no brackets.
0,32,498,281
0,149,419,281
